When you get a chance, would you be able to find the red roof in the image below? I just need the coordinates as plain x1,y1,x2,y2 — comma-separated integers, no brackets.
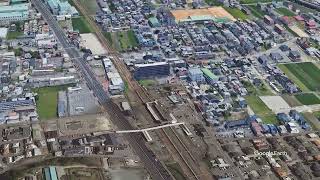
294,15,304,21
282,16,289,21
306,20,316,26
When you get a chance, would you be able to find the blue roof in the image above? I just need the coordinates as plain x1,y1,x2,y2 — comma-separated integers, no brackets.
247,115,257,122
188,68,202,75
49,166,58,180
225,119,248,129
0,99,34,112
44,168,51,180
0,3,29,12
261,124,269,132
47,0,59,9
0,11,28,18
43,166,57,180
148,17,160,26
277,113,290,122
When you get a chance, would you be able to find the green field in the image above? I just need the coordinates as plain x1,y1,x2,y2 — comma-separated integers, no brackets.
314,111,320,120
275,8,296,16
278,62,320,91
6,31,24,40
242,80,273,96
303,112,320,130
224,7,248,20
282,94,302,107
139,79,156,87
79,0,98,15
205,0,223,6
245,96,278,124
294,93,320,105
33,85,71,120
6,22,24,40
127,30,139,47
247,5,266,18
72,17,93,33
13,47,23,56
103,30,138,51
118,31,132,50
104,32,112,43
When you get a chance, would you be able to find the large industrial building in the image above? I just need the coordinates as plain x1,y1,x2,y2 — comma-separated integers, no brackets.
0,0,29,23
134,62,170,80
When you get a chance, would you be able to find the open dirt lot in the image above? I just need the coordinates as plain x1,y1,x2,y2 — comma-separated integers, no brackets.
57,113,113,135
80,33,107,55
171,7,236,21
289,25,309,38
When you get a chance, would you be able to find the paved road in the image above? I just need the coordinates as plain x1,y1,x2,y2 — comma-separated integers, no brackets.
273,104,320,114
31,1,173,179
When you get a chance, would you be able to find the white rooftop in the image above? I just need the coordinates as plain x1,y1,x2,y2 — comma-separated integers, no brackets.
135,62,168,68
0,27,8,39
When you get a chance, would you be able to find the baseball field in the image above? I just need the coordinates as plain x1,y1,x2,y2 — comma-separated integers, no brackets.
171,7,236,22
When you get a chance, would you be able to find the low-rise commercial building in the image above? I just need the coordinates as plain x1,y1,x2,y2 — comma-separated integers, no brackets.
46,0,78,16
0,3,29,23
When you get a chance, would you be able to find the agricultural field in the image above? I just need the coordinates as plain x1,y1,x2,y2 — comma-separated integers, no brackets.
33,85,71,120
282,94,302,107
278,62,320,91
245,96,278,124
275,8,296,16
224,7,248,20
103,30,138,52
247,5,266,18
303,112,320,130
294,93,320,105
72,17,93,33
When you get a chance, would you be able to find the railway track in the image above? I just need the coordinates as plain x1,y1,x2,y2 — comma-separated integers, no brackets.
138,79,202,180
71,1,212,180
